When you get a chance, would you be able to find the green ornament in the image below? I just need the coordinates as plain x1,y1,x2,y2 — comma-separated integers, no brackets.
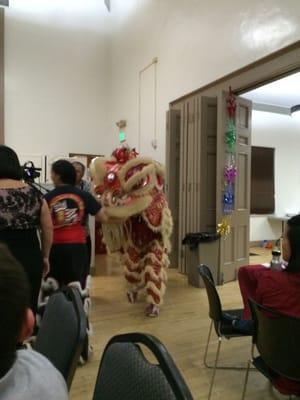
225,129,236,153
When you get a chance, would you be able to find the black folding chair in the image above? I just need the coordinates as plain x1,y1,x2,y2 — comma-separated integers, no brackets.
92,333,194,400
242,299,300,399
198,265,252,399
34,286,87,390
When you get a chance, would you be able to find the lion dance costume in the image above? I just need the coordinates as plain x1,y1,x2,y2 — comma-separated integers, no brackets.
90,147,173,317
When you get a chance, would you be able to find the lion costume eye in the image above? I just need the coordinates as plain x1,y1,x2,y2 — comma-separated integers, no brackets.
106,172,116,183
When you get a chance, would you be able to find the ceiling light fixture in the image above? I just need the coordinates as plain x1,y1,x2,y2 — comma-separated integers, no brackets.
291,104,300,119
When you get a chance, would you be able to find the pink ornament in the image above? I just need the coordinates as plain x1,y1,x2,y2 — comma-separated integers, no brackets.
224,165,237,184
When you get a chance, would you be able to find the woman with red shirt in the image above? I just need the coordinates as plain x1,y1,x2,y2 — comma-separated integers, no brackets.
236,215,300,395
45,160,108,287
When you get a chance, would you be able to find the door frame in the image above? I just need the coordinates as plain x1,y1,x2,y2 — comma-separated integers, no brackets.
170,41,300,106
169,41,300,280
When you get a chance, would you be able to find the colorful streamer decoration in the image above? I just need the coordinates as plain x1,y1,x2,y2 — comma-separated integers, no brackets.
218,88,237,237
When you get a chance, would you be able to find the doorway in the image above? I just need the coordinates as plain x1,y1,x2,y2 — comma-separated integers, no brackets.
166,41,300,283
241,72,300,251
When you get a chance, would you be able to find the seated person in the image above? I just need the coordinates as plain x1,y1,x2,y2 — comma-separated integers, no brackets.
235,215,300,396
0,244,68,400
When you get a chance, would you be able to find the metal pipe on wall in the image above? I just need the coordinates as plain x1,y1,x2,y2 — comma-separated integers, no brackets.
138,57,158,152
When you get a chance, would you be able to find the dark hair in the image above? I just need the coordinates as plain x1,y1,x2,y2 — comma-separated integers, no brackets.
72,161,86,174
285,215,300,273
52,160,76,185
0,245,30,377
0,145,22,180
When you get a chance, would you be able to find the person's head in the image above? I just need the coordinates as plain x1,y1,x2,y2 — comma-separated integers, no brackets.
72,161,85,185
0,145,22,180
0,245,34,376
283,215,300,273
51,160,76,187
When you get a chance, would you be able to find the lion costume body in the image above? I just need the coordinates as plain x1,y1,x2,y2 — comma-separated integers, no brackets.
90,147,173,316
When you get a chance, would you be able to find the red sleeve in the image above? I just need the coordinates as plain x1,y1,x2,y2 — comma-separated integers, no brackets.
255,272,277,306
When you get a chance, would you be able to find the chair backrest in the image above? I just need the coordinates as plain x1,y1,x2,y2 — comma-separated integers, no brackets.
93,333,194,400
34,287,87,389
198,265,223,323
249,299,300,382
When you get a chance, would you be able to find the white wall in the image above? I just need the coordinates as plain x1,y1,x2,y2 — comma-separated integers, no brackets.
108,0,300,162
4,0,300,164
250,110,300,242
5,0,113,156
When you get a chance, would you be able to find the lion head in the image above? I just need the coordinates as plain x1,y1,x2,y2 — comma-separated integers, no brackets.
90,147,165,220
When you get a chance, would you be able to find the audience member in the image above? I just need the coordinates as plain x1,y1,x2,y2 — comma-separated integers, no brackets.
0,145,53,314
73,161,91,193
0,244,68,400
235,214,300,395
72,161,92,278
45,160,108,288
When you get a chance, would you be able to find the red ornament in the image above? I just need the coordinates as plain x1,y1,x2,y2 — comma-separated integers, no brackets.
112,147,139,163
227,87,237,119
112,147,129,163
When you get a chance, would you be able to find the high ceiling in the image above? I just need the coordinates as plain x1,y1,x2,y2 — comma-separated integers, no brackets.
243,71,300,109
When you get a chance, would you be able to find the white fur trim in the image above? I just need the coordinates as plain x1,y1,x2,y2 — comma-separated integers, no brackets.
104,195,152,220
90,157,114,186
145,281,166,306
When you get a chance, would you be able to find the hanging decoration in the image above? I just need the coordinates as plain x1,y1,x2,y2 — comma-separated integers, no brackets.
217,217,231,237
225,119,237,153
223,184,234,214
218,87,237,237
226,88,237,118
224,165,237,185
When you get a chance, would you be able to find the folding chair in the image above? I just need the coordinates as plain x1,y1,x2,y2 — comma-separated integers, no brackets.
242,299,300,400
34,286,87,390
198,265,252,399
92,332,194,400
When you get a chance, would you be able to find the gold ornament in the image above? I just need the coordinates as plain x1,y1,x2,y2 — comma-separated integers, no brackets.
217,217,231,237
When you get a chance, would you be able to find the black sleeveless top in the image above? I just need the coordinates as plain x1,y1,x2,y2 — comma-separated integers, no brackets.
0,186,43,231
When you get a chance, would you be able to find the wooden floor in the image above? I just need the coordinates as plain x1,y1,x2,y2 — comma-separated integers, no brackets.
70,248,288,400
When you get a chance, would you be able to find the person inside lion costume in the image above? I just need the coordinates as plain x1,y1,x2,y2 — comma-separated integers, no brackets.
90,146,173,317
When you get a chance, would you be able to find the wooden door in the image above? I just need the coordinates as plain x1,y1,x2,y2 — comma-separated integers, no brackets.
166,110,181,268
200,97,218,232
217,93,252,283
178,100,189,273
180,97,198,273
167,96,218,274
168,98,196,274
